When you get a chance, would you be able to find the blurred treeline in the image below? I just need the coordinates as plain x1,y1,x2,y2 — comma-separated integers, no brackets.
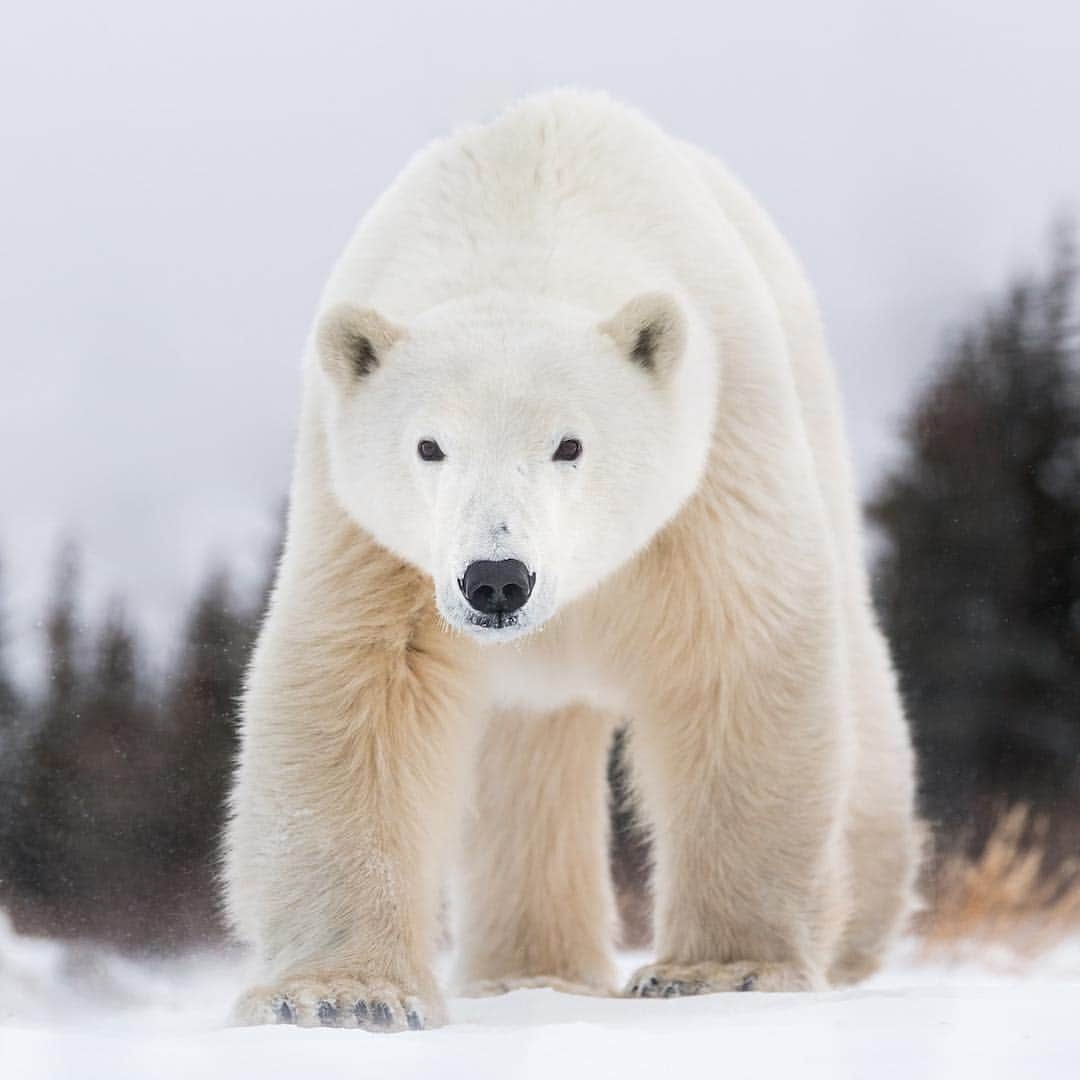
0,542,278,947
872,224,1080,864
1,226,1079,951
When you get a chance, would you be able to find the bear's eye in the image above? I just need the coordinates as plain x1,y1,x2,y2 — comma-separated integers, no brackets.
417,439,445,462
553,438,582,462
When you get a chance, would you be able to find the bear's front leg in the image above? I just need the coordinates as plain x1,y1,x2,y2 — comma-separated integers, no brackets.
625,617,852,998
224,544,477,1031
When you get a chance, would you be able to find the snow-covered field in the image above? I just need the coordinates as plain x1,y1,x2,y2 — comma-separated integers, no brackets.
2,915,1077,1079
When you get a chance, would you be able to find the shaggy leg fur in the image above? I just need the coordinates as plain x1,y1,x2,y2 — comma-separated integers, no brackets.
620,548,854,997
225,500,478,1030
455,705,620,996
828,610,920,984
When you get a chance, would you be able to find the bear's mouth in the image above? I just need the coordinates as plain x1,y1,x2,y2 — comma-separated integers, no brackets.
465,611,520,631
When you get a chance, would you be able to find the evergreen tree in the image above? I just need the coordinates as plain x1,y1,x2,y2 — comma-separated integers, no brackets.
0,553,20,740
70,600,164,925
89,602,139,718
164,566,253,910
43,540,82,730
0,552,24,900
870,225,1080,835
8,541,86,901
607,727,652,945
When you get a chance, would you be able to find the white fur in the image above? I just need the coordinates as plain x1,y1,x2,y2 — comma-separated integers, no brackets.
224,90,919,1031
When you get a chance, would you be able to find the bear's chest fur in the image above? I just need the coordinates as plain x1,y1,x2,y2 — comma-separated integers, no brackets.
481,638,631,717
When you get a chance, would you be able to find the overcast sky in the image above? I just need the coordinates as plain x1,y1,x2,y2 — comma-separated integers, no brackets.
2,0,1079,683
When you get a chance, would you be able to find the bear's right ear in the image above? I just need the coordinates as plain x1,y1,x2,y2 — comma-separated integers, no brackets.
316,303,405,387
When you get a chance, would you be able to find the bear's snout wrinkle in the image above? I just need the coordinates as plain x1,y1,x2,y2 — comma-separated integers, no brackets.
459,559,535,617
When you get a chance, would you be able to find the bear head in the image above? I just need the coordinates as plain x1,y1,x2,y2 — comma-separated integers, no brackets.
315,289,712,642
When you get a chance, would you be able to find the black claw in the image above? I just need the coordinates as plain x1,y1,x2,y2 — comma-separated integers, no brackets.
736,973,757,992
371,1001,392,1027
662,982,681,998
354,1000,369,1023
317,1000,337,1025
630,983,640,996
275,999,295,1024
406,1008,423,1031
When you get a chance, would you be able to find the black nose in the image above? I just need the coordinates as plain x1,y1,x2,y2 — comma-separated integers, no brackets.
459,559,535,615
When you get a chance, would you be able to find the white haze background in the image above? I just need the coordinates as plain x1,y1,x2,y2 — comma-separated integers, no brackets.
2,0,1079,683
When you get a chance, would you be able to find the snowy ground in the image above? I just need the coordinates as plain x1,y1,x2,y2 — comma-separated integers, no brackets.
2,916,1077,1079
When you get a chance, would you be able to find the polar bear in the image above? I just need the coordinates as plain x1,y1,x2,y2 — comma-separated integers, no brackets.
224,90,919,1030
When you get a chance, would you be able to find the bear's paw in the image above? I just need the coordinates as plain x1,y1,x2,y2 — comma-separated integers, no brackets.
232,974,444,1031
626,960,820,997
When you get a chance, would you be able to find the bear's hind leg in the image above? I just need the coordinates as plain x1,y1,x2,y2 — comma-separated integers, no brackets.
454,705,619,997
827,804,920,987
829,620,921,985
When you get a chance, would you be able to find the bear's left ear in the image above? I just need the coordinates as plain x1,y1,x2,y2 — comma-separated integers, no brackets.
316,303,405,387
599,292,685,379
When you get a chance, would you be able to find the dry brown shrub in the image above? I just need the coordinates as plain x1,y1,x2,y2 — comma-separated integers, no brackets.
917,804,1080,963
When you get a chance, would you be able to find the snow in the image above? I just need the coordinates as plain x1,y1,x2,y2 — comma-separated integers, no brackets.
2,915,1077,1080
